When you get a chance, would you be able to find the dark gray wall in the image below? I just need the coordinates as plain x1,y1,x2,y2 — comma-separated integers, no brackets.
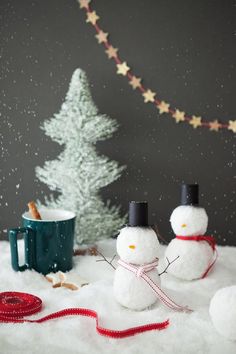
0,0,235,244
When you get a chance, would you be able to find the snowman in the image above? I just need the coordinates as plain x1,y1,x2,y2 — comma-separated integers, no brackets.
113,201,191,311
165,184,217,281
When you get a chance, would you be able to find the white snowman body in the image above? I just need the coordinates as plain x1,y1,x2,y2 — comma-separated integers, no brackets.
113,226,161,310
165,205,213,280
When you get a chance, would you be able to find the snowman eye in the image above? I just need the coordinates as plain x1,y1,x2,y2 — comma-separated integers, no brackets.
129,245,136,249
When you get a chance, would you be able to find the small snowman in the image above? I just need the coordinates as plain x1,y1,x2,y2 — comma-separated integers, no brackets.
113,201,160,310
165,184,216,281
113,201,191,311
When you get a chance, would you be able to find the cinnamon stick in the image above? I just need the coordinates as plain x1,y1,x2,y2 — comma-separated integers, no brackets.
73,245,98,256
28,201,42,220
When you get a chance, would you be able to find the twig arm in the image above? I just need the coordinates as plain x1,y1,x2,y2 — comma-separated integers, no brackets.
96,250,116,270
158,255,180,276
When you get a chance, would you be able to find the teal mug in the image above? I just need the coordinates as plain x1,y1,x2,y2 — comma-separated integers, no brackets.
9,209,76,275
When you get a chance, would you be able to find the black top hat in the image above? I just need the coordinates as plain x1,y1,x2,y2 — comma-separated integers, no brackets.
128,201,149,227
180,184,199,206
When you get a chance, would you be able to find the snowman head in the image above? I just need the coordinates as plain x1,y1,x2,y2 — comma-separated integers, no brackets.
117,226,160,264
170,205,208,236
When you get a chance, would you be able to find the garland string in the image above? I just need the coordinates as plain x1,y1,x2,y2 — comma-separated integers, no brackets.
78,0,236,134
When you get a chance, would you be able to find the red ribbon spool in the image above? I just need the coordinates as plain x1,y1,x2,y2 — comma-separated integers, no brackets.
0,292,42,318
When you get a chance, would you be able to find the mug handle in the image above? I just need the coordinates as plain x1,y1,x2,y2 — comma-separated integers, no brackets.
9,227,35,271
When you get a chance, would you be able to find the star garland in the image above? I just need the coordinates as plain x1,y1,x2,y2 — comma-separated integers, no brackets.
78,0,236,133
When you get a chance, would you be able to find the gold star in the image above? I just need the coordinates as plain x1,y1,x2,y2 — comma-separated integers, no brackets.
129,76,142,90
157,101,170,114
78,0,90,9
86,11,99,25
95,30,108,44
173,109,185,123
209,120,221,132
117,62,130,76
142,89,156,103
105,45,118,59
190,115,202,129
228,120,236,133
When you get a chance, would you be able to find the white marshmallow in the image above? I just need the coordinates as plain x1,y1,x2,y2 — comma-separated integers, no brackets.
114,226,161,310
209,286,236,341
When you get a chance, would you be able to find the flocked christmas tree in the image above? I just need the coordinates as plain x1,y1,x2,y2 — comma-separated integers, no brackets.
36,68,126,244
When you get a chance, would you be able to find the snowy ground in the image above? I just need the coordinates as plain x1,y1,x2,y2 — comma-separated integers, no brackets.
0,239,236,354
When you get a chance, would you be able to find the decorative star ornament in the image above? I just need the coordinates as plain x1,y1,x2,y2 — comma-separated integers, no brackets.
106,45,118,59
157,101,170,114
228,120,236,133
173,109,185,123
79,0,90,9
129,76,142,90
190,115,202,129
209,120,221,132
95,30,108,44
86,11,99,25
117,61,130,76
143,89,156,103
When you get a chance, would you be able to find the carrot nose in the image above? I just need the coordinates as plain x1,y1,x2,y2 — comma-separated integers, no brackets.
181,224,187,228
129,245,136,249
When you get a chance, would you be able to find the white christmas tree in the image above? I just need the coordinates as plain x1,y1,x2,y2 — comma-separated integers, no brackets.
36,68,126,244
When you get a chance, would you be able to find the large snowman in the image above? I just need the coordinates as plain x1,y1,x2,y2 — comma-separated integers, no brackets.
113,201,161,310
165,184,216,281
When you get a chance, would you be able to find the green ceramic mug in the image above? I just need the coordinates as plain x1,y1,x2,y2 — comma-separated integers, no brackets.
8,209,76,275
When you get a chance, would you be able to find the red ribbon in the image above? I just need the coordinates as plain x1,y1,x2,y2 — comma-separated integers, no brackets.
175,235,216,250
175,235,217,278
0,292,169,338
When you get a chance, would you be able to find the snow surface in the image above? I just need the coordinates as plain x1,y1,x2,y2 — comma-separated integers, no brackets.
0,239,236,354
